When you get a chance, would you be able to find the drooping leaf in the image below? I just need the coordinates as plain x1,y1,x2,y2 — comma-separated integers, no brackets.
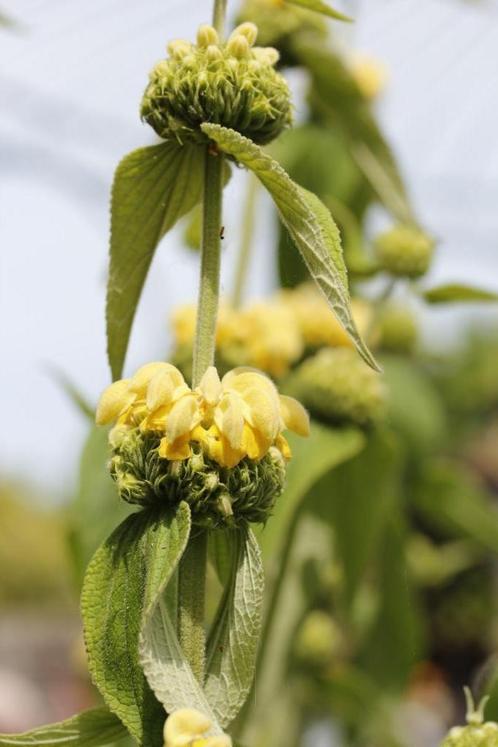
422,283,498,304
258,421,365,560
294,43,415,225
285,0,352,22
81,503,191,747
202,123,378,371
204,528,264,727
46,366,94,420
0,708,128,747
107,142,204,379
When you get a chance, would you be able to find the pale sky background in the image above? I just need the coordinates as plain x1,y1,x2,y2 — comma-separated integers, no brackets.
1,0,498,498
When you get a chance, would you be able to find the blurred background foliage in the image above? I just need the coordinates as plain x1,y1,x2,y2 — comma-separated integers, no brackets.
2,1,498,746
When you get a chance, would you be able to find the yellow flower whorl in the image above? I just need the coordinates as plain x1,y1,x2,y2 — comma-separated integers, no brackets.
141,23,292,145
164,709,232,747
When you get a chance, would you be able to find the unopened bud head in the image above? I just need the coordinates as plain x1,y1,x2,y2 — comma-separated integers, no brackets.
375,225,435,279
196,24,219,48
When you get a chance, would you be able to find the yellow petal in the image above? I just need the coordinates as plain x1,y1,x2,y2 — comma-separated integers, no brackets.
242,424,270,461
201,426,244,467
241,386,280,442
130,362,185,397
192,737,232,747
163,708,211,746
214,393,245,449
222,368,277,401
147,367,188,411
166,394,200,443
140,404,170,432
275,434,292,460
158,437,191,461
279,395,310,437
197,366,222,406
96,379,135,425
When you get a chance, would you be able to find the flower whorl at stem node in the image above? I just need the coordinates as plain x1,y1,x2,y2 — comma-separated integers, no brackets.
96,363,309,525
164,709,232,747
141,22,292,145
375,225,435,279
285,348,386,427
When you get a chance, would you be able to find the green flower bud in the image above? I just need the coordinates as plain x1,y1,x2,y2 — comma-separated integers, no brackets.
109,428,286,528
141,23,292,145
378,304,418,354
237,0,327,67
285,348,386,427
375,225,435,279
441,690,498,747
295,610,342,668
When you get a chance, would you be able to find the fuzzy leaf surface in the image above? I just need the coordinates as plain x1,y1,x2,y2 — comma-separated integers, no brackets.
81,503,191,747
202,123,378,370
0,708,128,747
107,142,204,379
204,528,264,727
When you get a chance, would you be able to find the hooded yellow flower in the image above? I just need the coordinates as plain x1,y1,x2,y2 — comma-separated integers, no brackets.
96,363,309,468
163,708,231,747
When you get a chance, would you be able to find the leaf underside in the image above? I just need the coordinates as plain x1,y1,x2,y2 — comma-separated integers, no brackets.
0,707,128,747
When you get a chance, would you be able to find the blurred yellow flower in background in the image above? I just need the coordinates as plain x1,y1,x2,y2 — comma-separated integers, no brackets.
350,53,389,100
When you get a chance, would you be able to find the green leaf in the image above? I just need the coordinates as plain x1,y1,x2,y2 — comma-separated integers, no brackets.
45,367,94,420
258,421,365,559
285,0,352,22
310,429,402,603
201,123,378,371
422,283,498,304
205,528,264,727
81,503,191,747
208,530,234,587
0,708,128,747
138,592,220,729
295,43,414,225
68,425,130,586
107,142,204,379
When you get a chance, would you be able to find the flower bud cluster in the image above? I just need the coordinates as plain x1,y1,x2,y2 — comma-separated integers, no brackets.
141,23,292,145
285,348,386,427
375,225,435,279
96,363,309,524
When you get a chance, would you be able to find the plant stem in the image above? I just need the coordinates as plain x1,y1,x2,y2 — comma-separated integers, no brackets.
192,149,224,387
212,0,227,36
178,530,208,682
231,173,259,309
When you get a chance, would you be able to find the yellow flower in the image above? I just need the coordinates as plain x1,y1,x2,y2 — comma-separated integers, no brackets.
171,304,235,348
279,283,372,351
163,708,232,747
350,53,388,100
96,364,309,468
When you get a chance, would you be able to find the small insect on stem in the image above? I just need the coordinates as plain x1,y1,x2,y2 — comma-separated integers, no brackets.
220,226,225,240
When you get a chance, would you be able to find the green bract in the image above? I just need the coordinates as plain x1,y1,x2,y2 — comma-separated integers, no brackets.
286,347,386,427
141,23,292,145
375,224,435,279
110,428,286,527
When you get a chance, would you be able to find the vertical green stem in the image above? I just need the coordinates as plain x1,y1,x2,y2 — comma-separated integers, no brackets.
178,530,208,682
231,172,259,309
212,0,227,35
192,149,224,387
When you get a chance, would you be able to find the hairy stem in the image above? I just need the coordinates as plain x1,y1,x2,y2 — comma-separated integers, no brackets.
232,173,259,309
212,0,227,36
178,530,208,683
192,149,224,387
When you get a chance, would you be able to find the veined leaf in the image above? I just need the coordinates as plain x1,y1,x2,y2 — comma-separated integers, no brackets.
294,43,415,225
422,283,498,304
81,503,191,747
204,528,264,727
107,142,204,379
285,0,352,22
201,123,378,370
0,708,128,747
